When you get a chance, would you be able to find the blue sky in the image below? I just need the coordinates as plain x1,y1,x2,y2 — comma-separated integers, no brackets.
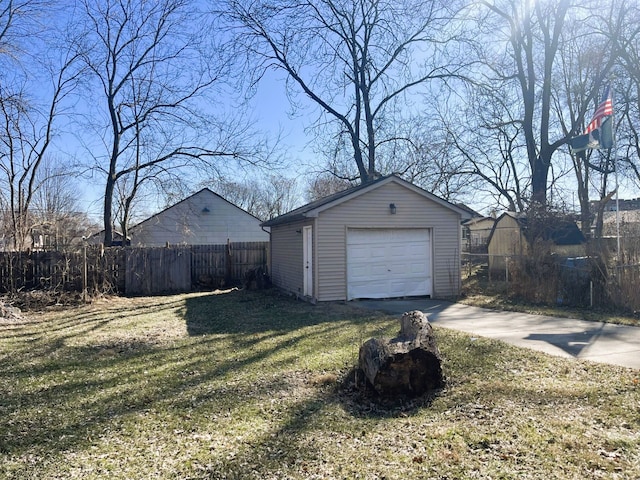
9,0,638,226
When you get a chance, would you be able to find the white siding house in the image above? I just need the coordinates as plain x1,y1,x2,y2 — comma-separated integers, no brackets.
262,175,471,302
127,188,269,246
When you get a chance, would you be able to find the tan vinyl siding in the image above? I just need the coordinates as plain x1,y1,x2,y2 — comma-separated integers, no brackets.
464,217,496,251
269,219,312,298
488,215,586,273
315,182,461,301
130,190,269,246
487,215,526,272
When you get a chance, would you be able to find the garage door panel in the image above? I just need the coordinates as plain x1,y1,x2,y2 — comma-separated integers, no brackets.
350,279,387,299
347,228,432,300
370,263,388,276
349,265,368,279
390,279,428,297
349,229,386,244
391,230,423,242
409,243,426,254
349,247,369,259
411,263,428,274
389,245,407,257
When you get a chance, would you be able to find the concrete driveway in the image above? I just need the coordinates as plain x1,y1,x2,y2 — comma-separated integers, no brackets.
354,298,640,370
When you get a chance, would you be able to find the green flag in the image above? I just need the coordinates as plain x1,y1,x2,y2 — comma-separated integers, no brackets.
569,133,590,153
599,116,613,149
569,116,614,153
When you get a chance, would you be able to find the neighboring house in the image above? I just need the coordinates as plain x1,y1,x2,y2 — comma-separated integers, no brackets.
261,175,471,302
127,188,269,246
487,212,586,273
462,216,496,253
591,197,640,212
89,189,269,247
601,210,640,237
87,230,130,246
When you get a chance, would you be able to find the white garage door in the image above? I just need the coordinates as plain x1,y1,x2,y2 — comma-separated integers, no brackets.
346,228,432,300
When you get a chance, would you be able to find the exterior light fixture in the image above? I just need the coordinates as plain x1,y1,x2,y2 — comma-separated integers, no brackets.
202,207,210,213
389,203,397,214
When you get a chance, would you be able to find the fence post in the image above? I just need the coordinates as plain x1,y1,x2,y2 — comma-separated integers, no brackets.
83,244,88,302
225,239,232,286
505,256,509,294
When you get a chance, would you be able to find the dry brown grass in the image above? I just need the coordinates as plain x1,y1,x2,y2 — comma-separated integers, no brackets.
1,289,639,479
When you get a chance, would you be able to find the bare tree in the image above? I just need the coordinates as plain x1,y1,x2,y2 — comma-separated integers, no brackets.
435,78,530,212
0,1,48,60
258,174,301,220
554,33,616,234
29,158,98,249
221,0,466,184
211,175,300,220
387,103,481,205
607,2,640,195
305,173,353,202
474,0,616,208
211,179,264,217
0,4,82,250
80,0,266,246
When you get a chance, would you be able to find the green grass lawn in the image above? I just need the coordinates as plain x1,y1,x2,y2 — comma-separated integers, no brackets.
1,289,639,479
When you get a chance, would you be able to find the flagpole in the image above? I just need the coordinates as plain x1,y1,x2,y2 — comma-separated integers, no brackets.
615,146,620,265
612,84,620,266
571,82,617,262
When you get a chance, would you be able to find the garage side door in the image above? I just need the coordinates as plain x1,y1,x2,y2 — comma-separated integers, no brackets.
346,228,432,300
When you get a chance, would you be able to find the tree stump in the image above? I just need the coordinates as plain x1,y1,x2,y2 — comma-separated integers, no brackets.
358,310,444,396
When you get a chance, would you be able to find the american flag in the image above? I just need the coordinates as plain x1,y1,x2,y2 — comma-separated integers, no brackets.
584,86,613,134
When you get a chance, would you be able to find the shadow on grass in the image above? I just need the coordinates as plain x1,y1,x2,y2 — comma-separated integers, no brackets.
0,289,387,463
1,332,321,457
4,289,621,478
182,288,376,336
191,375,339,478
189,329,631,479
333,366,443,419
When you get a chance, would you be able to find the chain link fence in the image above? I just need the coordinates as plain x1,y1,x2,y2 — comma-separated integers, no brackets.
461,251,640,311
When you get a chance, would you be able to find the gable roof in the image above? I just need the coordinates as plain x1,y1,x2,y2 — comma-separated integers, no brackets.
261,175,471,227
455,203,482,218
463,216,496,228
129,188,263,233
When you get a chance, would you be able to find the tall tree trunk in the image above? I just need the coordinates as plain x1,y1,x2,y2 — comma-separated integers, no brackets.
103,174,116,246
530,155,549,206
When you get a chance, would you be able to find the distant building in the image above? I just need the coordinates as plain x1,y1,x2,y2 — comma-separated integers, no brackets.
462,216,495,253
487,212,586,273
128,188,269,246
87,230,130,247
88,189,269,247
591,198,640,212
601,210,640,237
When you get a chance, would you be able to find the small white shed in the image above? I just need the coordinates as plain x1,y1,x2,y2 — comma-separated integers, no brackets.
262,175,470,302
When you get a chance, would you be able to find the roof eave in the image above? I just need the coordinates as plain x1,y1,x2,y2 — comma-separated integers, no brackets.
261,174,470,226
305,175,470,219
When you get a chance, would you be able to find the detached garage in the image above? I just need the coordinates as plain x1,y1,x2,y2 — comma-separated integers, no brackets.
262,175,470,302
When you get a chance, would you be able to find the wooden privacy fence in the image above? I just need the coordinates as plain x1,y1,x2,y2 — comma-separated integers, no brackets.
0,242,268,296
0,247,126,294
